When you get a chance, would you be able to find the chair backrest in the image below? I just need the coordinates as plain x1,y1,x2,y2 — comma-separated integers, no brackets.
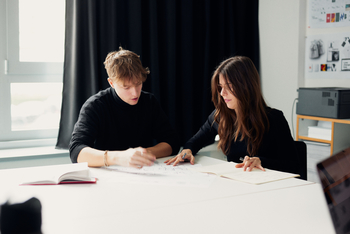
294,141,307,180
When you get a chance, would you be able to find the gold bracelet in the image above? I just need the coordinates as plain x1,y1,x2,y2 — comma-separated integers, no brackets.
103,150,109,167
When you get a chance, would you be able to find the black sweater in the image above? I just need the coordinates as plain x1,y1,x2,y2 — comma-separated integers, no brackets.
183,108,299,174
69,88,180,163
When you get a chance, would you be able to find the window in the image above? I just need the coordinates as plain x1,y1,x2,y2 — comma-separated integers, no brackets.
0,0,65,147
11,83,63,131
19,0,65,63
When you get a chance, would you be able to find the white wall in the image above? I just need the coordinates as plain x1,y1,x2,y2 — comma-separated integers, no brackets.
259,0,350,138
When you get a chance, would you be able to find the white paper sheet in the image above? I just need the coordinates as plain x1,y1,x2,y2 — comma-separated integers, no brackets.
104,161,216,188
191,161,300,185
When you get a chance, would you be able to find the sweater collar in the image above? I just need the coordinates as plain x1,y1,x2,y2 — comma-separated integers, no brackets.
109,87,142,110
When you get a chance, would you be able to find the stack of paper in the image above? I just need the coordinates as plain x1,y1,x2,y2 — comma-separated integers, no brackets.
308,121,332,140
304,140,331,182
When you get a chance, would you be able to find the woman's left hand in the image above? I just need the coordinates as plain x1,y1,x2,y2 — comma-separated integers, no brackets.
235,156,265,172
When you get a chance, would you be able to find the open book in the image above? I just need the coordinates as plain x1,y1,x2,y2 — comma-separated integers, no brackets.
190,161,299,185
20,162,97,185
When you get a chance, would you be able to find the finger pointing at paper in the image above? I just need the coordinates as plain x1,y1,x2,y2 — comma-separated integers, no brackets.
235,156,265,172
164,149,195,166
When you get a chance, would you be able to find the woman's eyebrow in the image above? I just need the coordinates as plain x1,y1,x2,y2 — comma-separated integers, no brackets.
218,82,231,86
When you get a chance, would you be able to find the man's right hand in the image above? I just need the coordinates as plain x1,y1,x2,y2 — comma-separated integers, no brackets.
113,147,156,168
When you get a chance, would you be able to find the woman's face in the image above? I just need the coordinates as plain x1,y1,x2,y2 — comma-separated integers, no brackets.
219,74,237,110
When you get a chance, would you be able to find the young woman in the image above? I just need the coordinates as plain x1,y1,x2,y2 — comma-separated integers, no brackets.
165,56,299,174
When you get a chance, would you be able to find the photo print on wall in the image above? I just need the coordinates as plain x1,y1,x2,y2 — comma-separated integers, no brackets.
306,32,350,79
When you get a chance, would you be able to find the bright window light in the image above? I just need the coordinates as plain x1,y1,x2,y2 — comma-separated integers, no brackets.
11,83,63,130
19,0,65,62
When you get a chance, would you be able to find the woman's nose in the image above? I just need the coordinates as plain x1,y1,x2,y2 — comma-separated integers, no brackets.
220,87,226,96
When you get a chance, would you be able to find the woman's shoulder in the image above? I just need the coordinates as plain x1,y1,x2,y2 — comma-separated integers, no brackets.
265,107,289,129
266,107,284,118
208,109,217,121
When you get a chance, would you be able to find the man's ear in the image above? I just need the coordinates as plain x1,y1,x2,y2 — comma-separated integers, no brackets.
107,78,114,88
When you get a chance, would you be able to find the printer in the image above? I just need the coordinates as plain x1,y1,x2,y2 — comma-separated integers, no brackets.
296,87,350,119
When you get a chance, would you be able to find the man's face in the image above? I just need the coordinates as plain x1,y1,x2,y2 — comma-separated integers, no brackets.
108,78,143,105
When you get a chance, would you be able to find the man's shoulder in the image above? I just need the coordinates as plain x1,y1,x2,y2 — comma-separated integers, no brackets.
83,88,112,108
91,87,111,99
139,91,159,105
140,90,155,99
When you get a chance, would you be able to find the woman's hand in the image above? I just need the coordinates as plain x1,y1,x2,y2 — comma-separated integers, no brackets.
112,147,156,168
235,156,265,172
164,149,195,166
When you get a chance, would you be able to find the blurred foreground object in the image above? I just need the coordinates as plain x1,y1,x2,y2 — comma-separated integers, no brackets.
0,197,42,234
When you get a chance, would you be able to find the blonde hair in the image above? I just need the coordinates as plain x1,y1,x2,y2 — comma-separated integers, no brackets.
104,47,150,83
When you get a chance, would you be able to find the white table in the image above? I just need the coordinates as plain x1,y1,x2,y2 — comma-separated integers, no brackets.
0,155,335,234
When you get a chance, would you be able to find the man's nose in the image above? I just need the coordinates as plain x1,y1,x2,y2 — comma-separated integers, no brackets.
131,86,138,96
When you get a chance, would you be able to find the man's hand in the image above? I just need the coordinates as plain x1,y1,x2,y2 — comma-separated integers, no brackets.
114,147,156,168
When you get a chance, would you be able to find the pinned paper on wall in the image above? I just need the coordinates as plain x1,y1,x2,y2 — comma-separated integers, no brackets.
308,0,350,28
305,32,350,79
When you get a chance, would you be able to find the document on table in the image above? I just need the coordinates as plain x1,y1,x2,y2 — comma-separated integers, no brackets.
105,161,216,188
107,161,202,175
190,161,300,185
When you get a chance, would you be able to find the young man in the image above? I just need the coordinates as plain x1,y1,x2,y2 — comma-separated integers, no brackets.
69,47,179,168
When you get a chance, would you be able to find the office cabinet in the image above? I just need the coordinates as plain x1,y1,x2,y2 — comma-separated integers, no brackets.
296,114,350,182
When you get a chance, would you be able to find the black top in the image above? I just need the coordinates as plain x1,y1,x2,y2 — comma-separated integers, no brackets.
183,107,299,174
69,87,180,163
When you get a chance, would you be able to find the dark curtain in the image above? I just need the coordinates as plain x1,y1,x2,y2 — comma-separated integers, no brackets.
56,0,260,149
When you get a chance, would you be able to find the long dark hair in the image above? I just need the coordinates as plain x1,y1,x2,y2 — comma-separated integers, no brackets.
211,56,269,156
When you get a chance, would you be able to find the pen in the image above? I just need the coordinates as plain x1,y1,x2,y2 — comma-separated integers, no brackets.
182,153,187,160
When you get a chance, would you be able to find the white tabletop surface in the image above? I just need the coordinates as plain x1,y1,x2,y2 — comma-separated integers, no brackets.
0,155,335,234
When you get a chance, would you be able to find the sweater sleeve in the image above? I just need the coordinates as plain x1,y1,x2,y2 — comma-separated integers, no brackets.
69,98,102,163
150,95,180,155
257,109,299,174
183,110,217,155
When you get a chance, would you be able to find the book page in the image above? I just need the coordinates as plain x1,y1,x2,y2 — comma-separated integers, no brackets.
59,168,91,182
20,162,91,185
190,161,238,175
191,162,299,185
221,169,299,185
